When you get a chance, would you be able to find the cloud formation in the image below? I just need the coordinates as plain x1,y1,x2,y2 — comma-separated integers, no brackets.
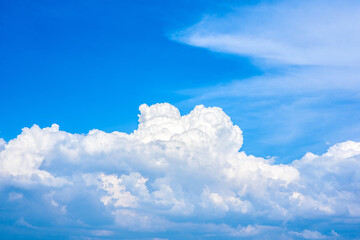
173,1,360,66
172,0,360,162
0,103,359,238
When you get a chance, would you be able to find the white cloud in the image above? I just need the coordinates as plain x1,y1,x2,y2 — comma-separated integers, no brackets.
291,141,360,217
171,0,360,160
173,1,360,67
290,229,328,239
90,229,114,237
44,191,68,214
0,103,359,233
8,192,23,201
0,124,70,186
99,173,138,208
113,209,170,231
15,217,37,229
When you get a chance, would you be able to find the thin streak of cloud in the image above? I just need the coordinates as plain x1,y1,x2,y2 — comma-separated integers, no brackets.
171,0,360,159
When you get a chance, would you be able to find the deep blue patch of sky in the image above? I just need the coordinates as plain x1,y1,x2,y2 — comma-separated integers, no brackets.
0,0,261,140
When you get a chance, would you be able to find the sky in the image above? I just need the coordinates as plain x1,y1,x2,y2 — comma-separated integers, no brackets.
1,0,360,239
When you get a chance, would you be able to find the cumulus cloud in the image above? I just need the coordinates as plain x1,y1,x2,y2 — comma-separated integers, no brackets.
291,141,360,217
99,173,139,208
0,103,359,237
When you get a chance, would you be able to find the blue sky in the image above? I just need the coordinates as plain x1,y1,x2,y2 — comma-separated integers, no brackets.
1,0,360,239
0,0,259,142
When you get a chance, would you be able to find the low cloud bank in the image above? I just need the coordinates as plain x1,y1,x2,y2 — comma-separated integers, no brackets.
0,103,359,238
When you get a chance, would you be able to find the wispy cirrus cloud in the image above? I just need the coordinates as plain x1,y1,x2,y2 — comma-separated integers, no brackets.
172,0,360,159
173,0,360,67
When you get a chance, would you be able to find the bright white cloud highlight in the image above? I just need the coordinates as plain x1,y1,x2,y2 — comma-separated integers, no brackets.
0,103,359,235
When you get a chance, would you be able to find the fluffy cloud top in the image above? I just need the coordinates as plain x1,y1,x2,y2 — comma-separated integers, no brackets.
0,103,359,238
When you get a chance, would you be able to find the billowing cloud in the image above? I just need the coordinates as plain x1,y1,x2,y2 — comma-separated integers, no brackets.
0,103,359,238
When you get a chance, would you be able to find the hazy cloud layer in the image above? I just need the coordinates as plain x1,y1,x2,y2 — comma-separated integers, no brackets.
1,103,359,238
173,1,360,66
